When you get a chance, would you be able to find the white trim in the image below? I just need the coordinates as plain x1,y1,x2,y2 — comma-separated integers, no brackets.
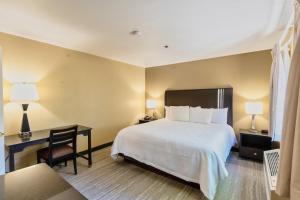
0,49,4,175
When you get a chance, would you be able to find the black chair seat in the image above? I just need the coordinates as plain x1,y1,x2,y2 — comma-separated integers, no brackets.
37,145,73,160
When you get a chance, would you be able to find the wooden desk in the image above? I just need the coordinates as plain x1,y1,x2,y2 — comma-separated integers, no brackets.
0,163,87,200
5,125,92,172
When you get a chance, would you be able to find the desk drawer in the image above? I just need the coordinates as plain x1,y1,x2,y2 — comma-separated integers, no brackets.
239,147,263,161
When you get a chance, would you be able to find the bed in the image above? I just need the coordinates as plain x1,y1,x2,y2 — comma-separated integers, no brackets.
111,88,237,200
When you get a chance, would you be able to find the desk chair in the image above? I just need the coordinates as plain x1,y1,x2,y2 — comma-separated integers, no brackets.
37,126,78,174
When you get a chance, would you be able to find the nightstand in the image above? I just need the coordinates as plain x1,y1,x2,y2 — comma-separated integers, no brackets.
239,129,272,161
138,118,156,124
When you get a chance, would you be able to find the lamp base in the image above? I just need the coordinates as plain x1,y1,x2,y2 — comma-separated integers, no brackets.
21,103,31,132
19,131,32,141
249,129,259,133
249,114,259,133
152,111,157,120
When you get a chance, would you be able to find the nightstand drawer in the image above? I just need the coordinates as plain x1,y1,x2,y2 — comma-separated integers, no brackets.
240,134,271,150
239,147,263,161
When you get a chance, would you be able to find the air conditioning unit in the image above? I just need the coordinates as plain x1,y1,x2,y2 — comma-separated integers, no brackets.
264,149,289,200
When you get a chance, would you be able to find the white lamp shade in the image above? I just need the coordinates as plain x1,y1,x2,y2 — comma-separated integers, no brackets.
10,83,39,102
245,102,263,115
146,99,157,109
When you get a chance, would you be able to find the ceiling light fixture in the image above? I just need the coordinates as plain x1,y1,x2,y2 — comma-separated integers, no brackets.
130,30,142,36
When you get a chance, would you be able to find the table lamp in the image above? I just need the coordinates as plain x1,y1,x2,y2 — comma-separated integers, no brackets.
10,83,39,138
146,99,157,119
245,102,263,133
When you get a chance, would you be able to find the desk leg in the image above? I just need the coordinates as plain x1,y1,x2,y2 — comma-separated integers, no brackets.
8,148,15,172
88,131,92,166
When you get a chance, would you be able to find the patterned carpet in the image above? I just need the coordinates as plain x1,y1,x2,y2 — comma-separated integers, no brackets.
56,147,266,200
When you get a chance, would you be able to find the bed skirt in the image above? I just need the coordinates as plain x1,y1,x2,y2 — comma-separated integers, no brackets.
118,153,200,190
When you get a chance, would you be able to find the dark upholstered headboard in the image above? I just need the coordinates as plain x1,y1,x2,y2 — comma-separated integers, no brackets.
165,88,233,126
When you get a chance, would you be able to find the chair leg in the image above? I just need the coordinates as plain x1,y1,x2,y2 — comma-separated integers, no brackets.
73,157,77,175
37,154,41,164
64,161,67,167
48,160,54,168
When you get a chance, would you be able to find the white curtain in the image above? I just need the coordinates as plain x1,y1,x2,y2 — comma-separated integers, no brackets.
269,44,291,141
276,1,300,199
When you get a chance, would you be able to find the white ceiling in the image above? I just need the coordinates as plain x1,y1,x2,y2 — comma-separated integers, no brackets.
0,0,293,67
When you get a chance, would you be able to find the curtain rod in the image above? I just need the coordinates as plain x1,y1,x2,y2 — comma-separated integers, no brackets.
279,7,295,45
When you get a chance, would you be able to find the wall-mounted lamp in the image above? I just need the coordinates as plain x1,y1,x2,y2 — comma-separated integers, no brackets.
10,83,39,138
245,102,263,132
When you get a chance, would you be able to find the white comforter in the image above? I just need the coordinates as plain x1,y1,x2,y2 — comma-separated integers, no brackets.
111,119,237,199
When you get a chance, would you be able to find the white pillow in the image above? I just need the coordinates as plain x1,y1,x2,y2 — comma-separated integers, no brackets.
165,106,171,119
169,106,190,121
211,108,228,124
190,107,213,124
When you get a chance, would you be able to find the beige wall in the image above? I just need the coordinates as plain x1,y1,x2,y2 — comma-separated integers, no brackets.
0,32,145,169
146,50,271,135
0,32,271,169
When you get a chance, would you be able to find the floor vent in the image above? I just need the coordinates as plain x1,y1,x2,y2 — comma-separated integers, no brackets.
264,149,289,200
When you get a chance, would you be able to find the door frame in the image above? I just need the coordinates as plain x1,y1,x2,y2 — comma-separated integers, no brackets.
0,48,5,175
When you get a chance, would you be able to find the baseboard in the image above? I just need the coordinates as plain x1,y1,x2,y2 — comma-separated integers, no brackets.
78,141,113,156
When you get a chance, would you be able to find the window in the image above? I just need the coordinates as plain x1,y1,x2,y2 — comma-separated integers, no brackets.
270,43,292,141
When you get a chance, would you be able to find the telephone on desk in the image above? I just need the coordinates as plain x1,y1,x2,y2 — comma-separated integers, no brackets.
139,116,157,124
143,116,152,120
